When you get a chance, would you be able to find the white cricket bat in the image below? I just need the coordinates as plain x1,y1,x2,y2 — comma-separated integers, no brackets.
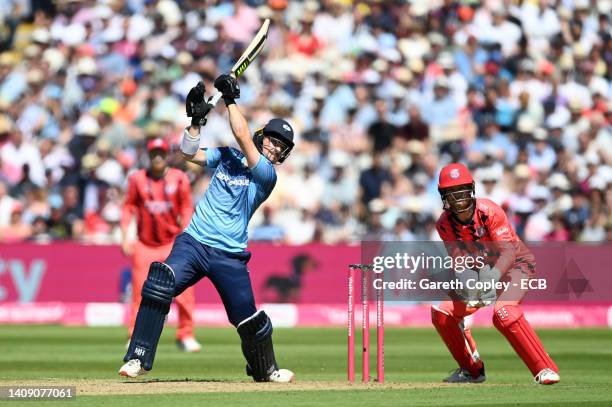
209,18,270,106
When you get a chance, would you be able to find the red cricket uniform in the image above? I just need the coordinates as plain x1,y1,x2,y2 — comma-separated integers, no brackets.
124,168,192,246
121,168,195,340
436,198,535,276
432,198,558,379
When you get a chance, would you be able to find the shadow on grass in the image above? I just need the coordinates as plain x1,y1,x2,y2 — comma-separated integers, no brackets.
121,377,247,384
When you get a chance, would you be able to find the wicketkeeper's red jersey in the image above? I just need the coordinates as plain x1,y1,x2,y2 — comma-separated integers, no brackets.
121,168,193,246
435,198,535,274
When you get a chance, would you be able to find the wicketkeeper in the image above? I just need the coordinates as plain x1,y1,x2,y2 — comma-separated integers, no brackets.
119,75,295,383
431,163,559,384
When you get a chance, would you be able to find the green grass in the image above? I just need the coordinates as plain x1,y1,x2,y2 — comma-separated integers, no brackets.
0,325,611,406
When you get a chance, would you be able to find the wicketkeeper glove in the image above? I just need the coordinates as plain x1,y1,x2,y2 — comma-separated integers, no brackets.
479,287,497,305
479,265,501,283
477,265,501,305
454,268,480,304
214,74,240,106
186,81,213,127
466,300,486,308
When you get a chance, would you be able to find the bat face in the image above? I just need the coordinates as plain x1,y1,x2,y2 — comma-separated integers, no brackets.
230,18,270,79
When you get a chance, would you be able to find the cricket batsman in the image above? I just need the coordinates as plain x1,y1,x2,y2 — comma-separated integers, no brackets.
121,137,201,353
119,75,295,383
431,163,559,384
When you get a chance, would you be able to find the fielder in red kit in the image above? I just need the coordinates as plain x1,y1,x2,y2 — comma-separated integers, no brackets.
431,163,559,384
121,138,201,352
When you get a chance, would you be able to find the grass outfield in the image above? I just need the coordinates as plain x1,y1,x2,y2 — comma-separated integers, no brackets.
0,325,611,406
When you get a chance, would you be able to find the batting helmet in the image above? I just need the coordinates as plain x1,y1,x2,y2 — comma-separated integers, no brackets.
253,118,295,164
438,163,475,214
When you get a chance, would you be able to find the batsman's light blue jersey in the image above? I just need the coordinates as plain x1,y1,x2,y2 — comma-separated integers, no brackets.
185,147,276,252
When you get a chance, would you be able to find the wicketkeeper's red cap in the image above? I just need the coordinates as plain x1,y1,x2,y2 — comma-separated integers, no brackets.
438,163,474,189
147,137,169,153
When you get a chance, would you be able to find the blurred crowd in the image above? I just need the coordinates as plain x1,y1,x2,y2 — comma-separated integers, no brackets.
0,0,610,245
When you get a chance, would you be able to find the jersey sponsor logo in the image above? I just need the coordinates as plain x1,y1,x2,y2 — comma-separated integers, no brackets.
144,200,173,214
216,170,250,187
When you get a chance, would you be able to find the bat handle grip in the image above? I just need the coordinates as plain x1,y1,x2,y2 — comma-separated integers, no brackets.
209,92,223,107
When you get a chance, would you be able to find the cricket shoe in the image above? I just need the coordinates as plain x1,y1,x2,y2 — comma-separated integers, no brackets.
176,337,202,353
534,368,559,385
443,367,486,383
119,359,149,378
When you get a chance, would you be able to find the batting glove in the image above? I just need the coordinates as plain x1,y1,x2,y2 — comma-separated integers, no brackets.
186,81,213,127
214,74,240,106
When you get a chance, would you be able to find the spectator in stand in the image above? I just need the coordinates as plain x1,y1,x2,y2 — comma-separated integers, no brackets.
287,12,322,58
251,206,285,243
0,201,30,242
367,99,396,153
359,151,391,210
